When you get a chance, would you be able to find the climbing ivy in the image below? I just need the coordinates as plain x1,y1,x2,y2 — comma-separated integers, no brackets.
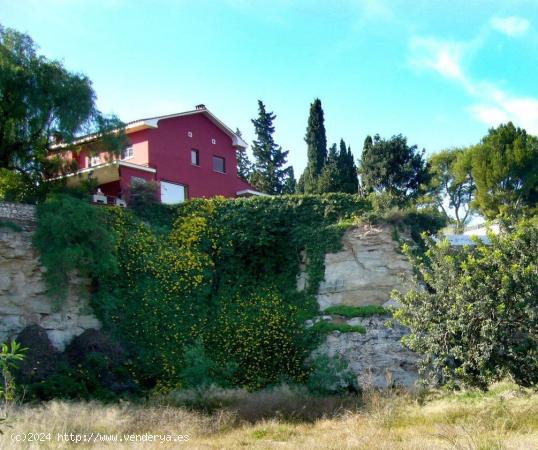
34,192,443,391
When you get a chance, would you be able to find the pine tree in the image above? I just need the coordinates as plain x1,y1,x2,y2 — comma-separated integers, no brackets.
250,100,293,195
282,166,296,194
359,133,430,203
300,98,327,193
235,128,253,182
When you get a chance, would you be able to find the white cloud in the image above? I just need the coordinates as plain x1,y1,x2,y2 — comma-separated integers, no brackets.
490,16,530,37
409,38,466,82
409,35,538,134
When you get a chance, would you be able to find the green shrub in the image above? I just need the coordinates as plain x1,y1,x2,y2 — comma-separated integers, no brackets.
306,354,357,395
33,194,118,303
0,220,22,232
394,221,538,388
311,321,366,334
324,304,390,318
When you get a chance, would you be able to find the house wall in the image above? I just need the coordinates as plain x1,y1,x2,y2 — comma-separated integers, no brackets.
76,129,150,169
144,114,249,199
118,165,156,197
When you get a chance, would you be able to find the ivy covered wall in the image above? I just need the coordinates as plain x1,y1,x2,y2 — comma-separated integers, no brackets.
33,193,444,393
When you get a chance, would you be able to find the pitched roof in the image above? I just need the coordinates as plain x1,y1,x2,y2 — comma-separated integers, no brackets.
54,105,247,149
124,106,247,148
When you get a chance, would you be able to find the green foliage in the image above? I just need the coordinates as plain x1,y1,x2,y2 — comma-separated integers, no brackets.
180,338,236,389
425,148,475,232
0,25,126,201
125,180,159,213
337,139,359,194
470,122,538,220
300,98,328,193
0,340,27,404
34,192,443,394
235,128,253,182
310,321,366,334
33,194,118,303
359,134,430,204
394,221,538,388
0,219,22,232
306,353,357,395
0,168,31,202
323,304,390,318
88,193,371,391
249,100,293,195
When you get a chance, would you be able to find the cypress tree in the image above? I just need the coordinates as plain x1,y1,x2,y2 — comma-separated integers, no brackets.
300,98,327,193
317,143,340,193
337,139,358,194
250,100,293,195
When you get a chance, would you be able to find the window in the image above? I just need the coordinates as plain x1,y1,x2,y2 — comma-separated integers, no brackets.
160,181,187,204
131,176,146,185
191,149,200,166
213,156,225,173
89,156,100,167
121,146,134,160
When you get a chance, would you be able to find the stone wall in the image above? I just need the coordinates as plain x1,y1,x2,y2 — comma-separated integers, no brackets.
0,227,100,350
311,224,418,388
0,201,37,229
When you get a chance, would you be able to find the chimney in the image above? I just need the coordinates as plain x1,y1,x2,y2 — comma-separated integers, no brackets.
195,104,206,110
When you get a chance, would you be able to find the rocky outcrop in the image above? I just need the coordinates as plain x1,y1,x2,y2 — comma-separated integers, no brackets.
316,316,418,388
0,228,100,350
312,224,418,389
317,224,413,309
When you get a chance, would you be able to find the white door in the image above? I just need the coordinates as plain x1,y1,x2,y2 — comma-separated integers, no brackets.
160,181,186,204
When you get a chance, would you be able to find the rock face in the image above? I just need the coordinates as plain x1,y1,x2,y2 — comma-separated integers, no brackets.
317,224,413,309
316,316,418,388
0,227,100,351
312,224,419,389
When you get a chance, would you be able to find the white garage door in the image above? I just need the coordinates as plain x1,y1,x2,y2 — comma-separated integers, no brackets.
160,181,186,204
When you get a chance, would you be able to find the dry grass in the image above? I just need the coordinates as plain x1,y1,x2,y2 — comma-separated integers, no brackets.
1,382,538,449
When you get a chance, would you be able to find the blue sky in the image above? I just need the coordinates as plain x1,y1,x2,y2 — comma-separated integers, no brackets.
2,0,538,174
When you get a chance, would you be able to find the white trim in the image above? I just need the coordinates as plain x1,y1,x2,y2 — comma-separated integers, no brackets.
52,106,248,150
118,161,156,173
236,189,268,197
51,160,156,181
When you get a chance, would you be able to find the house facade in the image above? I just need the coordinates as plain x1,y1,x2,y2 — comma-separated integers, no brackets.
62,105,259,204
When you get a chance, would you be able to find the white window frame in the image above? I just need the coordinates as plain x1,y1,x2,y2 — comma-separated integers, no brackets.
122,146,134,160
89,156,101,167
191,149,200,166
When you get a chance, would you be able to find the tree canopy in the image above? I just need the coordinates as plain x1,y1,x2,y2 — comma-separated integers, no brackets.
0,25,126,201
359,133,430,203
425,148,475,232
470,122,538,220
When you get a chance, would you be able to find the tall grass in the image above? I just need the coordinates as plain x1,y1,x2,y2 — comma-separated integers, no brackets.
1,382,537,449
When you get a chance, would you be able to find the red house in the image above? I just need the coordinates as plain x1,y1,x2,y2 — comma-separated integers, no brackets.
62,104,261,204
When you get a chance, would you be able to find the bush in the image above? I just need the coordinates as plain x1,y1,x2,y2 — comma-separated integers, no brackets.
394,221,538,388
33,193,118,303
14,325,61,385
161,384,361,421
310,321,366,334
323,305,390,318
306,354,357,395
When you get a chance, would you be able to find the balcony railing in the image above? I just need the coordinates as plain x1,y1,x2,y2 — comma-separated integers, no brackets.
91,193,126,208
